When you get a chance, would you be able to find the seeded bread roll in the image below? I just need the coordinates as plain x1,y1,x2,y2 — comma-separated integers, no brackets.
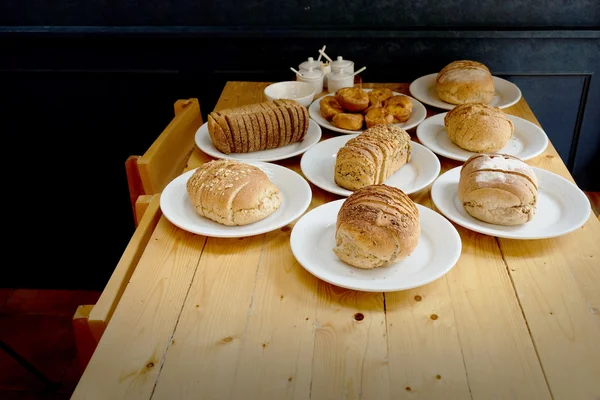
436,60,495,105
335,124,412,191
186,159,282,226
206,100,308,154
444,103,514,153
458,154,538,225
333,184,420,269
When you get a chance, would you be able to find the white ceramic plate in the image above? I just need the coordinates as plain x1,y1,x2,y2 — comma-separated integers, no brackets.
431,166,591,239
290,199,462,292
409,73,522,110
300,135,441,197
416,113,548,162
308,89,427,134
160,161,312,238
195,118,322,162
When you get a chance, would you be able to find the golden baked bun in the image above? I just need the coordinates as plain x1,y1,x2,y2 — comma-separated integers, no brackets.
444,103,514,152
436,60,495,105
458,154,538,225
335,87,369,112
333,184,420,269
332,113,364,131
186,159,281,226
384,95,413,123
368,88,394,107
365,107,394,128
319,96,344,121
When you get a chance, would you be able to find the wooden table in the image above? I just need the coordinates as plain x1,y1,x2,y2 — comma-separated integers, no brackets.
72,82,600,400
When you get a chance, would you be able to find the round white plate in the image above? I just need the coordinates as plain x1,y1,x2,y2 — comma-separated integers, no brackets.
160,161,312,238
431,166,591,239
409,73,522,110
416,113,548,162
308,89,427,134
300,135,441,197
195,118,322,162
290,199,462,292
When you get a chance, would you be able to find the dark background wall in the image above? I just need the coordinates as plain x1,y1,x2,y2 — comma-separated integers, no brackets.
1,1,598,290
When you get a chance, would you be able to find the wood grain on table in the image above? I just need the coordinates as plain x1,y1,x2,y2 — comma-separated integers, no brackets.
72,82,600,400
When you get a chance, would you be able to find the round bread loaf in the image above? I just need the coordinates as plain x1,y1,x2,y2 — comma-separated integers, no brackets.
458,154,538,226
444,103,514,152
333,184,420,269
436,60,495,105
186,159,281,226
335,88,369,112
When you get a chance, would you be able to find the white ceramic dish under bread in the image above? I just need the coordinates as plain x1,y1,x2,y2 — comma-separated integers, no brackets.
416,112,548,162
308,89,427,134
300,135,441,197
431,166,591,240
195,119,322,162
290,199,462,292
409,73,522,110
264,81,316,107
160,161,312,238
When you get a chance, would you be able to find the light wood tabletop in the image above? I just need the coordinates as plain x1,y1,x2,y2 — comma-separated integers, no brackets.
72,82,600,400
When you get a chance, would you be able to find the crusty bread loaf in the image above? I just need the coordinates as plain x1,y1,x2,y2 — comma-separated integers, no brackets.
436,60,495,105
335,124,412,191
186,159,281,226
444,103,514,153
207,100,308,154
458,154,538,226
333,184,420,269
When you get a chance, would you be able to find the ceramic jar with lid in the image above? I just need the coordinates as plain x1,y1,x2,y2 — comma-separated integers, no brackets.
327,67,354,93
330,56,354,74
296,67,324,94
298,57,321,72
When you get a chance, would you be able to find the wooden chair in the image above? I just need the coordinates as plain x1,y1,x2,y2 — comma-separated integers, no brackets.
73,98,204,369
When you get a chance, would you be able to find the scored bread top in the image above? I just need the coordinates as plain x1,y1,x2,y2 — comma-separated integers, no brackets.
436,60,492,84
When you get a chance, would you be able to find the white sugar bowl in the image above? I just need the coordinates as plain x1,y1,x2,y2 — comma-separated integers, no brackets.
327,67,354,93
296,67,324,95
330,56,354,74
298,57,321,72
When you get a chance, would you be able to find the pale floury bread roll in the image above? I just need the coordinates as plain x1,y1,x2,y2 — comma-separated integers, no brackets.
333,184,420,269
458,154,538,226
436,60,495,105
444,103,514,153
186,159,281,226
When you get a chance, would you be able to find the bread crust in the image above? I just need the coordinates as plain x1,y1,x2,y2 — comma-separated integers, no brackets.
458,154,538,225
335,88,369,112
332,113,364,131
207,113,232,154
444,103,514,152
436,60,495,105
186,159,282,226
365,107,394,128
384,95,413,123
320,96,344,120
333,184,420,269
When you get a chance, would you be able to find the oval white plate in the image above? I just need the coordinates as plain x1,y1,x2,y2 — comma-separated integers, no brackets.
300,135,441,197
160,161,312,238
431,166,591,239
416,112,548,162
195,118,322,162
308,89,427,134
409,73,522,110
291,199,462,292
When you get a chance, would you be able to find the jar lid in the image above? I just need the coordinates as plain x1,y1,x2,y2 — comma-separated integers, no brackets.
300,67,324,79
299,57,321,71
331,56,353,68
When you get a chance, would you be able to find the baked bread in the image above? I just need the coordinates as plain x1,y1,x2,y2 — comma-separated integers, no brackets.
333,184,420,269
206,100,308,154
384,95,413,123
365,107,394,128
368,88,394,107
186,159,282,226
458,154,538,226
444,103,514,152
335,124,412,191
332,113,364,131
320,96,344,120
335,88,369,112
436,60,495,105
